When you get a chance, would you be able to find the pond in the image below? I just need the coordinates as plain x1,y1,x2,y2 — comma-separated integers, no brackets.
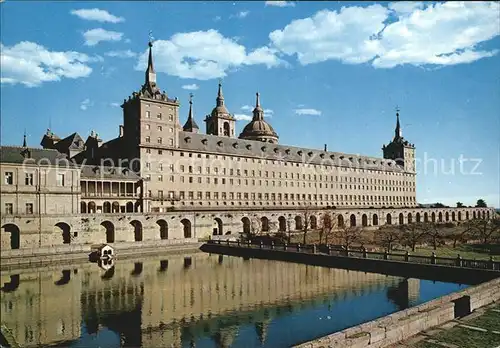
0,252,469,347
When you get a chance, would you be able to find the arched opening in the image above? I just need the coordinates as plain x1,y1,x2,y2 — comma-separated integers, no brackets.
80,202,87,214
213,218,223,236
88,201,96,214
101,221,115,243
157,220,168,240
386,214,392,225
473,211,476,219
2,224,20,250
134,201,142,213
130,220,142,242
242,217,250,234
350,214,356,227
445,212,449,221
295,216,303,230
408,213,413,224
112,201,120,213
2,275,20,292
55,222,71,244
438,212,443,222
452,212,456,221
278,216,286,232
223,122,230,136
424,212,428,222
103,202,111,213
372,214,378,226
399,213,404,225
361,214,368,227
431,212,436,222
487,211,490,219
338,215,344,228
458,212,462,221
482,211,486,220
466,211,470,220
261,217,269,233
181,219,192,238
126,202,134,213
310,216,317,229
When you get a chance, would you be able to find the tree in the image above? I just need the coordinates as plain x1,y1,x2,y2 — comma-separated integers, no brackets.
433,203,445,208
299,204,314,245
472,218,500,244
320,212,337,245
422,222,446,250
400,223,427,252
334,226,364,250
450,220,476,248
375,226,401,252
250,216,262,236
476,199,487,208
286,218,293,244
456,202,464,208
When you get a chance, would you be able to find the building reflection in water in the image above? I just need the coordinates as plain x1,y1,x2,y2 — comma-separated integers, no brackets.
0,252,463,348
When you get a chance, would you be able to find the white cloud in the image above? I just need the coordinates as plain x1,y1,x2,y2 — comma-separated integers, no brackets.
231,11,249,19
265,1,295,7
269,2,500,68
0,41,93,87
80,98,93,110
234,114,252,121
83,28,123,46
70,8,124,23
214,16,222,22
241,105,273,117
182,84,199,90
135,29,285,80
294,108,321,116
104,50,136,58
110,102,120,107
241,105,252,111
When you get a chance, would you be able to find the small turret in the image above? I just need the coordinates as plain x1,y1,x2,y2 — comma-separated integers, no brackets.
183,93,199,133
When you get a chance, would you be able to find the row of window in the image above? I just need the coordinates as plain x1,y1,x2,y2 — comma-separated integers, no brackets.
144,124,175,132
4,203,33,215
144,110,175,121
4,172,65,186
144,136,174,146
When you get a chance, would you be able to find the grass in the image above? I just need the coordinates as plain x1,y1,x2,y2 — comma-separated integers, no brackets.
436,326,500,348
465,310,500,331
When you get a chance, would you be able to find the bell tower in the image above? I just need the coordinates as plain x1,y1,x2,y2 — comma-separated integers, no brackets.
204,81,236,137
382,108,416,173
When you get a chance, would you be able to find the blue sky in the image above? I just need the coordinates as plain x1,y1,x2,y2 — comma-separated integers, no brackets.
1,1,499,207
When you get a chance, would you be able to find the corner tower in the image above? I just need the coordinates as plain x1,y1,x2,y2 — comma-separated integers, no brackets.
382,109,416,172
204,81,236,137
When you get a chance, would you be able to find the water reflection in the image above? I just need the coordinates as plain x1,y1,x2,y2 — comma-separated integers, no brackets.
0,253,469,348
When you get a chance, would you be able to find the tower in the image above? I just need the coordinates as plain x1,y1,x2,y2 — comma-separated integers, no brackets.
204,81,235,137
182,94,199,133
382,108,416,172
239,93,279,143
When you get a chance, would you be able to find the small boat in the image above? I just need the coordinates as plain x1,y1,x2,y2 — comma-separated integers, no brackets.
89,244,115,262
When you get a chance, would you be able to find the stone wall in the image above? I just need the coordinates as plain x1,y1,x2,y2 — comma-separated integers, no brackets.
294,277,500,348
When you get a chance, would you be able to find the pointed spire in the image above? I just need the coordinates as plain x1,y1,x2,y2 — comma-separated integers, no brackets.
183,93,199,132
252,92,264,121
145,36,156,85
395,106,402,140
216,78,224,106
22,129,27,148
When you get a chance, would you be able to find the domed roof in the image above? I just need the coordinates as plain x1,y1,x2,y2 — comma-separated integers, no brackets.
241,119,278,138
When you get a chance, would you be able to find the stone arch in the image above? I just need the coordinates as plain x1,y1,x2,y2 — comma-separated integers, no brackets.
223,122,230,136
424,212,429,222
126,202,134,213
350,214,356,227
487,211,490,219
361,214,368,227
134,202,141,213
399,213,404,225
445,212,449,221
416,213,421,223
157,219,168,240
372,214,378,226
473,211,476,219
88,201,96,214
431,212,436,222
278,216,286,232
452,212,456,221
310,215,318,229
261,216,270,232
112,201,120,213
213,218,223,236
55,222,71,244
295,216,303,230
101,221,115,243
241,217,250,234
2,224,20,250
386,213,392,225
438,212,443,222
103,202,111,214
482,211,486,220
466,211,469,220
407,213,412,224
458,211,462,221
130,220,142,242
338,215,345,228
181,219,192,238
80,202,87,214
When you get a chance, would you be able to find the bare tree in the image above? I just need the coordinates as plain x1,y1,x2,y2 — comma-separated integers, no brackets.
286,218,293,244
472,218,500,244
450,220,476,248
400,223,427,252
375,226,401,252
320,212,337,245
299,204,313,245
334,226,364,250
250,216,262,236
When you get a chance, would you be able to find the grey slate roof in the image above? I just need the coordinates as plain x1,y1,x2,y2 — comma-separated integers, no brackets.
0,146,77,167
80,165,141,181
177,131,405,173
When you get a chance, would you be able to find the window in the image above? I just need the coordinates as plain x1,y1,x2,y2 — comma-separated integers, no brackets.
157,137,162,144
146,148,151,154
5,203,13,215
168,114,174,121
157,113,162,120
145,136,151,143
158,190,164,199
188,191,194,199
4,172,13,185
158,125,163,131
146,111,151,118
146,162,151,169
56,174,65,186
169,139,174,146
25,173,34,186
158,175,163,182
26,203,33,214
148,190,152,197
146,124,151,130
169,127,174,133
169,175,174,182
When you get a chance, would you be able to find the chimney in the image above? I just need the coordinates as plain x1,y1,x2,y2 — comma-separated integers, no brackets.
119,125,124,137
324,144,327,151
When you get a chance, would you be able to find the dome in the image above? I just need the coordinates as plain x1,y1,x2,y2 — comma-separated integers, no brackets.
241,120,278,138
